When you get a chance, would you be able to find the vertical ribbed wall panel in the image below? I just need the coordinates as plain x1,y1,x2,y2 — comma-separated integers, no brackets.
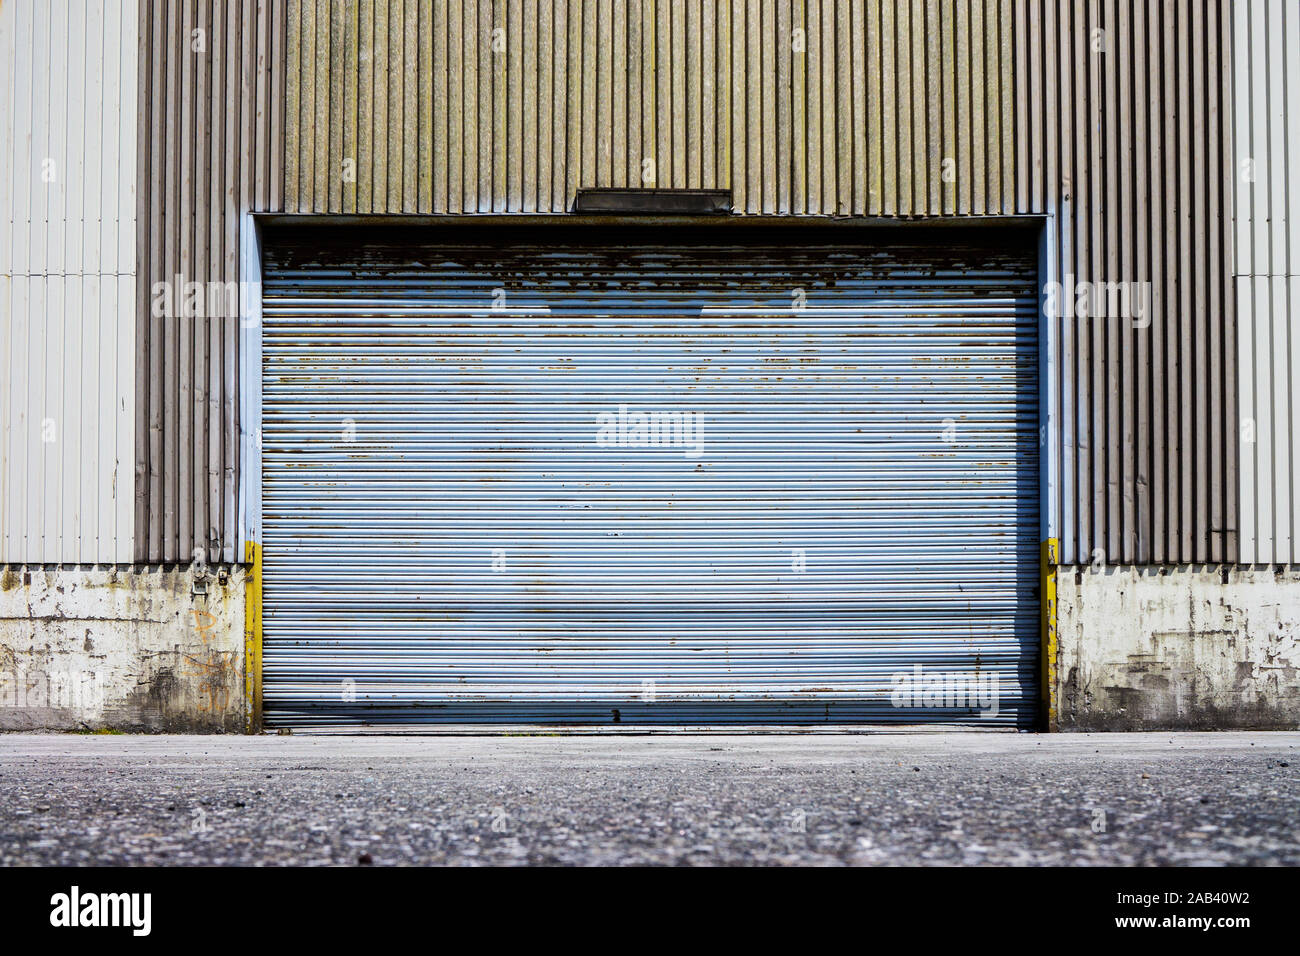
1017,0,1237,565
1234,0,1300,565
282,0,1017,215
0,0,138,564
134,0,286,564
124,1,1243,569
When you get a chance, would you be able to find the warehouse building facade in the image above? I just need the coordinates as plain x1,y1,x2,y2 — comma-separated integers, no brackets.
1,0,1297,731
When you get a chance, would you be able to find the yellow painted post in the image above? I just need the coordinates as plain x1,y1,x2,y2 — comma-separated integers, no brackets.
244,541,263,733
1041,538,1058,731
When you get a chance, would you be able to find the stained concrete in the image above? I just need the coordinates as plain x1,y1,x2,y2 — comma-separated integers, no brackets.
0,566,244,733
3,562,1299,734
1057,566,1300,730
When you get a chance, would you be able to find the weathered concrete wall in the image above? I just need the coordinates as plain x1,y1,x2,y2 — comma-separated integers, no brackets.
0,565,245,732
5,562,1297,733
1058,566,1300,730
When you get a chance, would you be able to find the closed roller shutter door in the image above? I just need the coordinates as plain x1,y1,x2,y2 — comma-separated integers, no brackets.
260,227,1040,727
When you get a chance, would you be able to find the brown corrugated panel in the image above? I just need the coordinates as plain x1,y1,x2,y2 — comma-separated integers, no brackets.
135,0,287,564
135,0,1237,569
1016,0,1237,565
282,0,1017,214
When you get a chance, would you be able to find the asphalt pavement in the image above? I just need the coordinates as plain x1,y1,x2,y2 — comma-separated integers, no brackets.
1,731,1296,865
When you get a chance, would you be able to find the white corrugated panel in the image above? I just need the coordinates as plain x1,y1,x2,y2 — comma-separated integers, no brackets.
0,0,137,563
258,228,1040,727
1234,0,1300,564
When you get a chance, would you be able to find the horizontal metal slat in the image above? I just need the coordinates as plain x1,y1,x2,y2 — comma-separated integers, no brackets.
260,237,1039,727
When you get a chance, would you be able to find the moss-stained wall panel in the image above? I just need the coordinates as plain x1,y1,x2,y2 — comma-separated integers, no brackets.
283,0,1018,214
135,0,287,565
1018,0,1237,565
132,0,1238,575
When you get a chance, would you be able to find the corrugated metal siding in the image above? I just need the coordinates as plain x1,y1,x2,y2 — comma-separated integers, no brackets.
0,0,138,564
282,0,1017,216
128,1,1243,570
134,0,287,564
1017,0,1238,565
258,228,1039,725
1233,0,1300,565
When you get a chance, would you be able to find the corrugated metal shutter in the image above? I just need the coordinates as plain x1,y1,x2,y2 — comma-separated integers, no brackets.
260,227,1039,727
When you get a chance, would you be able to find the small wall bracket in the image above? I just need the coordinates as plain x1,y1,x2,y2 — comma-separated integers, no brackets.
572,188,732,215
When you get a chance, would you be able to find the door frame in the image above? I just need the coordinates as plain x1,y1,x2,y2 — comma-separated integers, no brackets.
238,213,1053,732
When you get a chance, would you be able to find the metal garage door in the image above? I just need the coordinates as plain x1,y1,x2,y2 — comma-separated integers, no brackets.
260,227,1039,727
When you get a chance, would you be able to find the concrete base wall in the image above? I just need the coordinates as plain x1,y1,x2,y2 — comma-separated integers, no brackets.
0,565,245,732
1057,566,1300,730
4,562,1297,733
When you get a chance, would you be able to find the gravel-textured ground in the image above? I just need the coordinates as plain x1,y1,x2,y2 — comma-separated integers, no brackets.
1,732,1296,865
